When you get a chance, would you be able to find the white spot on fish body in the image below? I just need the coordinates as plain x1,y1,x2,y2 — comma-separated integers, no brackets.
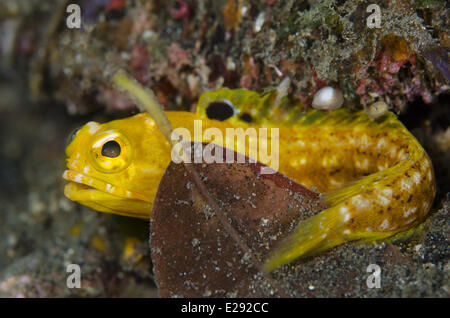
73,174,82,184
347,136,356,145
330,178,341,187
376,189,391,206
289,157,307,167
412,172,421,184
404,207,417,218
340,206,351,222
401,178,412,191
362,158,369,169
376,138,386,150
352,195,370,210
86,122,101,134
309,141,318,150
388,147,397,158
377,162,389,172
380,219,390,230
397,149,407,161
381,188,393,197
145,118,155,127
360,134,370,150
405,217,415,225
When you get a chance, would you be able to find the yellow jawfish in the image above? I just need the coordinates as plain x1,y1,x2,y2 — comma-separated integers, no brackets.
63,87,436,271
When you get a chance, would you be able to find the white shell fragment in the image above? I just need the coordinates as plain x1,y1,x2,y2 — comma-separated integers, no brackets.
273,76,291,107
366,101,389,120
254,12,266,33
312,86,344,110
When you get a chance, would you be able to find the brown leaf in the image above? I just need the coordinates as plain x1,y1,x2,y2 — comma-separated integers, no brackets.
150,142,328,297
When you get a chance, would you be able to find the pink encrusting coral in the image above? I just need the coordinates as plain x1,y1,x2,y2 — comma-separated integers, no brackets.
354,35,437,108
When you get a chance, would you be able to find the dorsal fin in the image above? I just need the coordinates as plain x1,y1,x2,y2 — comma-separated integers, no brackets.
196,88,405,131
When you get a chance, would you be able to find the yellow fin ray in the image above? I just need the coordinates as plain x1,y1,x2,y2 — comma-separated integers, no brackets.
264,207,344,272
323,156,413,206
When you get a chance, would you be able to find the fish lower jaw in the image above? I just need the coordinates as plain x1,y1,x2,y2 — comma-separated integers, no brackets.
62,169,149,202
63,181,151,219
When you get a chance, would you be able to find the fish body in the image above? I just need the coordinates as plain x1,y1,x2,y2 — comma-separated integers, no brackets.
63,88,435,270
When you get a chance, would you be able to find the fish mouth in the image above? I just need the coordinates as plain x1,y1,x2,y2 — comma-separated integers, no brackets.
62,170,150,203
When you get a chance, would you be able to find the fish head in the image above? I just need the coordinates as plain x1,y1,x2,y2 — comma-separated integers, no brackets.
63,113,170,219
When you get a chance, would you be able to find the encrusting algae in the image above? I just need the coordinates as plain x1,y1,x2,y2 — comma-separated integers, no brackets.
63,73,436,272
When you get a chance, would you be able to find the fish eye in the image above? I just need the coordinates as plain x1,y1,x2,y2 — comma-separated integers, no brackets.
90,130,132,173
206,101,234,121
101,140,121,158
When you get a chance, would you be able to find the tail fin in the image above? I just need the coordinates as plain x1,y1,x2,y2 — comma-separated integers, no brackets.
264,207,344,272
